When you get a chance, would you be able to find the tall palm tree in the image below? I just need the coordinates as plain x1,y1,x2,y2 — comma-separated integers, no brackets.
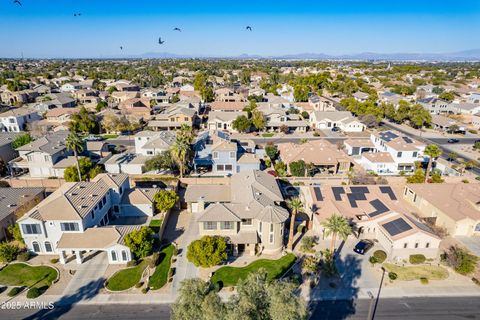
423,144,442,183
321,214,352,253
170,139,190,179
286,197,304,250
65,131,84,181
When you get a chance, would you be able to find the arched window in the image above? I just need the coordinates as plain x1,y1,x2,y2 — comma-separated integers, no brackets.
122,250,128,261
44,241,52,252
111,251,117,261
32,241,40,253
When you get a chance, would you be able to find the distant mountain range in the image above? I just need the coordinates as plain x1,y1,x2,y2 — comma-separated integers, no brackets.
108,49,480,61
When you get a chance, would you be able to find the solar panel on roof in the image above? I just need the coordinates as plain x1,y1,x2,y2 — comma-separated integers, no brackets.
350,186,369,194
382,218,412,236
347,192,367,208
380,131,399,142
313,187,323,201
332,187,345,201
368,199,390,217
402,136,413,144
379,186,397,200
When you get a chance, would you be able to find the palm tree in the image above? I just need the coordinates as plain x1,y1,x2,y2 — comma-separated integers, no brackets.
423,144,442,183
170,140,190,179
321,214,352,253
286,197,304,250
65,131,84,181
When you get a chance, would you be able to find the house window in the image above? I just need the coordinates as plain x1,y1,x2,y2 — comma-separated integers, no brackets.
32,241,40,253
270,224,273,232
114,205,119,213
111,251,117,261
225,164,233,171
103,197,106,205
119,187,123,195
259,222,262,233
241,219,252,226
221,221,234,230
413,151,418,157
122,250,128,261
426,243,430,248
230,151,235,159
60,222,79,231
203,222,217,230
91,211,95,220
9,118,15,123
147,151,153,155
44,241,52,252
22,224,42,235
269,234,274,244
216,164,224,171
99,201,103,210
213,152,219,159
415,243,419,248
403,243,408,248
397,152,402,158
44,155,49,162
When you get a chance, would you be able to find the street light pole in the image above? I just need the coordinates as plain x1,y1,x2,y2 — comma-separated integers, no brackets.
371,267,386,320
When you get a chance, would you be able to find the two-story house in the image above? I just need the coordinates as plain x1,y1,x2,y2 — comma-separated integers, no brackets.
193,131,260,176
17,173,158,264
185,170,289,255
356,131,426,175
0,108,41,132
147,106,197,131
418,97,455,114
9,130,72,178
134,130,176,156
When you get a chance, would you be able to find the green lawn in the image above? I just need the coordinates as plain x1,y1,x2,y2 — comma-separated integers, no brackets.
262,133,275,138
383,263,449,281
211,253,296,287
106,260,148,291
0,263,57,289
149,244,174,290
101,134,119,139
149,219,163,233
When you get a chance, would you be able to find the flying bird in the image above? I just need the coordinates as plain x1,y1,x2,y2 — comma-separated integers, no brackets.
74,13,82,17
119,46,123,50
158,37,165,45
246,26,252,31
13,0,22,6
173,27,181,32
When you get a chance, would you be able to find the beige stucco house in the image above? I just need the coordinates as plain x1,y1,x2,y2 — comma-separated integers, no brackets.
185,170,289,256
403,183,480,237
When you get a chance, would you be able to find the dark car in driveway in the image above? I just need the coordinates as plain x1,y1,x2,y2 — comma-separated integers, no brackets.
447,138,460,143
353,239,374,255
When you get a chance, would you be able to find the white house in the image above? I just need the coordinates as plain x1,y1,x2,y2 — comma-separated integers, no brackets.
134,131,176,156
207,111,247,132
17,173,159,265
310,111,365,132
60,82,82,92
0,108,41,132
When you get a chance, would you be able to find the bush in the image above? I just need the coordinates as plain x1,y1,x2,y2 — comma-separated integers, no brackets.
127,260,138,267
297,224,305,234
369,256,378,265
50,258,59,264
388,272,398,280
135,281,144,288
373,250,387,263
187,236,227,268
8,287,23,297
300,236,316,253
173,247,178,256
141,287,149,294
420,277,429,285
462,179,469,184
168,268,174,278
26,287,41,299
0,242,20,263
17,251,30,262
264,158,271,168
409,254,426,264
472,278,480,286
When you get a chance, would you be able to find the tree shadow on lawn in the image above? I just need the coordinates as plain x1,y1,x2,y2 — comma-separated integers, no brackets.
309,254,363,320
24,277,105,320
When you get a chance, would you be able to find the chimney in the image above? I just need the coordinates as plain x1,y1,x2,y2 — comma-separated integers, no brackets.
197,196,205,212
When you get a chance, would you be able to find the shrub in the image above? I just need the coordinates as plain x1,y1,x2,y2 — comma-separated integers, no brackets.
472,278,480,286
462,179,469,184
26,287,41,299
8,287,23,297
141,287,149,294
409,254,426,264
388,272,398,280
369,256,378,265
135,282,144,288
297,224,305,234
187,236,227,268
420,277,429,285
173,248,178,256
17,251,30,262
168,268,174,278
0,242,20,263
150,252,160,268
127,260,138,267
373,250,387,263
124,227,155,259
300,236,316,253
264,158,271,168
50,258,59,264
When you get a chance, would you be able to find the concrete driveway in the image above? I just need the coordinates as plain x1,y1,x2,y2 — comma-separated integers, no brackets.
456,236,480,256
62,251,109,296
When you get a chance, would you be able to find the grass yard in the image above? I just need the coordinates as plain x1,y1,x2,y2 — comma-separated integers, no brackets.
0,263,57,289
262,133,275,138
101,134,119,139
211,253,296,287
106,259,148,291
149,244,175,290
383,263,449,281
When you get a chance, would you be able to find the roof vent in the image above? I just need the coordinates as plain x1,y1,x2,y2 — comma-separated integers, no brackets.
7,204,16,208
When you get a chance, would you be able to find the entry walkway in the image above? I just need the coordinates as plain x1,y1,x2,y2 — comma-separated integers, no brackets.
62,251,109,296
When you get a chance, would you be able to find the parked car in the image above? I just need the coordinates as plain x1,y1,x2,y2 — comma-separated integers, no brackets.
331,127,340,132
353,239,374,255
447,138,460,143
85,135,105,141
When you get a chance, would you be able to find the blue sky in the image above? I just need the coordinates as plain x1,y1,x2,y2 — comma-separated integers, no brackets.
0,0,479,58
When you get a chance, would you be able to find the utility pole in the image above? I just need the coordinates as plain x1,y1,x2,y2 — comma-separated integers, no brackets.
366,291,375,320
371,267,386,320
